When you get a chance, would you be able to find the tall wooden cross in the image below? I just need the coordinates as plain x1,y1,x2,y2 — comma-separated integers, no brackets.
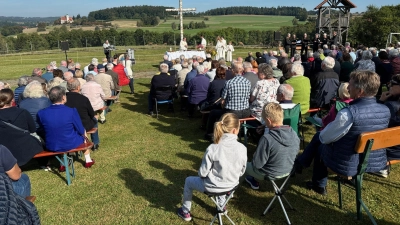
166,0,196,42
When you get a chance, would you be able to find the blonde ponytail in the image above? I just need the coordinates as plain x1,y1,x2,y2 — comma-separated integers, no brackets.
213,113,240,144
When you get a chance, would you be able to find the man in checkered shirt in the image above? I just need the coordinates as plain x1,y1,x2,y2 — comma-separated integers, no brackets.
205,61,251,141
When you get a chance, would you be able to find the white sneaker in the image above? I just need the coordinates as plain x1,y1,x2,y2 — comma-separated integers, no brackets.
371,169,388,178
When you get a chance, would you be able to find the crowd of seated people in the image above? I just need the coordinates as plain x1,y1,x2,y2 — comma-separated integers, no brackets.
152,44,400,212
0,55,134,201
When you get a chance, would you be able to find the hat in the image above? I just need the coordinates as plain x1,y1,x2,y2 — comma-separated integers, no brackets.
97,64,105,70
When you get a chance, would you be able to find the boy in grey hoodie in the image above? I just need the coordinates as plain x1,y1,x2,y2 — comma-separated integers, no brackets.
245,102,300,189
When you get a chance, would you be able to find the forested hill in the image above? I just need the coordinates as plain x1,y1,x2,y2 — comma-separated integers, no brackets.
88,5,173,21
88,5,309,21
201,6,308,21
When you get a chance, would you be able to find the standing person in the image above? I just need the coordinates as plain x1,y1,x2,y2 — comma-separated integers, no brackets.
313,33,320,52
177,113,247,221
103,40,111,63
284,33,291,55
221,36,227,60
290,34,298,58
301,33,309,56
320,33,329,49
123,54,134,94
180,37,188,51
330,31,339,48
226,41,234,62
215,37,224,60
200,35,207,50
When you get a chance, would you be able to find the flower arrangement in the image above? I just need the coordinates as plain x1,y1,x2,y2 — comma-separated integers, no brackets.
206,47,217,57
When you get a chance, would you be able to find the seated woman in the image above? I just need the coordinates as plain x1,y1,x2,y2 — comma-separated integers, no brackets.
177,113,247,221
0,145,31,198
0,89,42,166
250,63,280,122
19,81,51,129
37,86,95,170
311,82,352,129
203,66,226,111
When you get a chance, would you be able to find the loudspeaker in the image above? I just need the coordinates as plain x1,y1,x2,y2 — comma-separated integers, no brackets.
274,32,281,41
61,41,69,51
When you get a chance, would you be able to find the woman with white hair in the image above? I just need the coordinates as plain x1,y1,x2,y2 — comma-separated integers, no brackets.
14,75,29,104
354,50,375,71
19,81,51,129
283,63,311,114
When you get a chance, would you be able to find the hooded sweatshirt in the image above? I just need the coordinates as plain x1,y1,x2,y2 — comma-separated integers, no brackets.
252,125,300,178
198,133,247,192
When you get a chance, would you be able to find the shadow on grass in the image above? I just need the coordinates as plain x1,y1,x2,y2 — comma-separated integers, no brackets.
118,168,183,213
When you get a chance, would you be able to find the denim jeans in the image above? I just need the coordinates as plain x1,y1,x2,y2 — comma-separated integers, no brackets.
12,174,31,198
129,78,134,93
90,118,100,145
297,132,322,168
182,176,225,213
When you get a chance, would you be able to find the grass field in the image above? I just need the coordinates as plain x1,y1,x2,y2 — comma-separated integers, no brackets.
0,46,274,81
1,48,400,224
115,15,304,34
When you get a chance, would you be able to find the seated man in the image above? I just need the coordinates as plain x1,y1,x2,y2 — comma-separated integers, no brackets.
81,74,106,124
186,64,210,117
37,86,95,170
245,102,300,189
205,62,251,141
65,78,100,150
94,64,114,98
148,63,176,116
296,71,390,195
311,56,339,109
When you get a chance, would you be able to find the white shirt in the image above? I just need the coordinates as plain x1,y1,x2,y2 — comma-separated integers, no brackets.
103,43,110,49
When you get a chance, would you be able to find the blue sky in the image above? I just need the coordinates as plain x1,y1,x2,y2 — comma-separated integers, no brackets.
0,0,398,17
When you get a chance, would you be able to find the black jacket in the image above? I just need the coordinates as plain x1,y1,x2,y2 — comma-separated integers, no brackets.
150,73,176,100
65,92,96,131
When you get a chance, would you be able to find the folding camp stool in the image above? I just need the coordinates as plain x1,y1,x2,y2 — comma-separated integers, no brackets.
263,170,295,225
204,186,238,225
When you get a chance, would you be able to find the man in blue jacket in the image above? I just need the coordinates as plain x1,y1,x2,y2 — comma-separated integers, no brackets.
296,70,390,195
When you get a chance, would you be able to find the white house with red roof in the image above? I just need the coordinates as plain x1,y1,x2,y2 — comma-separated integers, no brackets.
60,14,73,24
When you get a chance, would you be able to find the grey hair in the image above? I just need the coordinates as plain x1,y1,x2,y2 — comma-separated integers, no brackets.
181,61,188,68
313,51,320,59
322,56,335,69
163,55,169,60
86,74,95,82
293,54,301,62
17,76,29,87
307,51,314,58
23,81,45,98
196,64,206,74
60,60,67,66
75,62,81,68
291,63,304,76
63,71,73,81
91,58,98,66
258,63,274,79
67,78,80,91
48,86,66,104
269,59,278,68
362,50,373,60
106,63,114,70
323,44,328,49
159,63,169,73
277,84,294,99
202,61,209,70
389,49,399,57
192,61,199,69
243,61,252,69
32,68,42,76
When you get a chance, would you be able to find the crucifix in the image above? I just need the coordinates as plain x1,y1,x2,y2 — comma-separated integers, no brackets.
166,0,196,42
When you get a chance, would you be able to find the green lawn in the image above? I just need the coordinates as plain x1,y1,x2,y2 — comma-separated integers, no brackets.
1,48,400,224
116,15,305,34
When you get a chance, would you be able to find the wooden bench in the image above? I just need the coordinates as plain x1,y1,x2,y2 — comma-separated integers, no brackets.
332,126,400,225
33,142,94,185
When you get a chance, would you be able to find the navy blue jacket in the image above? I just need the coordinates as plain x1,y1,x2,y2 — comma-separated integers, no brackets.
322,97,390,176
